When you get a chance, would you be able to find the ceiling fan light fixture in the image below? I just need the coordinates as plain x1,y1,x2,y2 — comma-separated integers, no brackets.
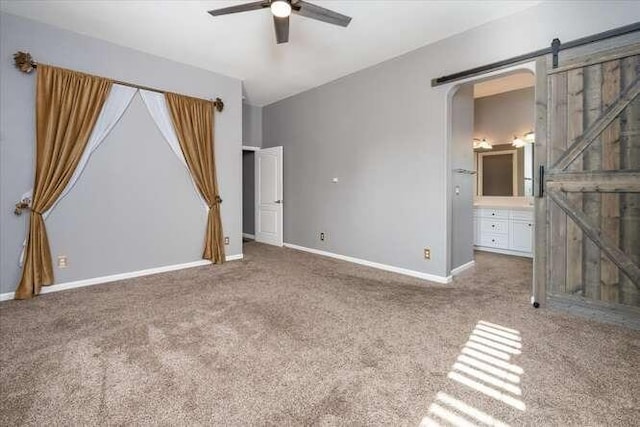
271,0,292,18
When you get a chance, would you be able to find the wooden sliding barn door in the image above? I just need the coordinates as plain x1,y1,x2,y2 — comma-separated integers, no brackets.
536,42,640,313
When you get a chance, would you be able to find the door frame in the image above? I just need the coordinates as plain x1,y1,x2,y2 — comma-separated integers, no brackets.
443,63,536,277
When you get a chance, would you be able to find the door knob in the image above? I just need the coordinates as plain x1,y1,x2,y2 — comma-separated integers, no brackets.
275,200,283,204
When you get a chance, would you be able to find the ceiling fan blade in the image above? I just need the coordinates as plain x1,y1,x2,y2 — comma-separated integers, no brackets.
273,16,289,44
208,1,268,17
292,0,352,27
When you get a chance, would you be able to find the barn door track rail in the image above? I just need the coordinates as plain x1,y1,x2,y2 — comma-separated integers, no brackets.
431,22,640,87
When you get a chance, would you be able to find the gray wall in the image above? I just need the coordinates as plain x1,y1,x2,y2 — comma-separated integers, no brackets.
243,151,255,235
474,87,535,146
450,85,475,272
263,1,640,279
0,13,242,294
243,103,263,147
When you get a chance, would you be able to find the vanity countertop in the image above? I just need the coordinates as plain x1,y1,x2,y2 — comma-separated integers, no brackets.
474,197,534,211
474,204,533,211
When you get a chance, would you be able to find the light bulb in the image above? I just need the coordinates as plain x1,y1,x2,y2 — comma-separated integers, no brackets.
474,138,492,149
512,136,525,148
524,131,535,143
480,138,493,150
271,0,291,18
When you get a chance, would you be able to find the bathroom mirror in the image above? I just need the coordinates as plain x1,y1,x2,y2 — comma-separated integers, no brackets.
474,144,533,197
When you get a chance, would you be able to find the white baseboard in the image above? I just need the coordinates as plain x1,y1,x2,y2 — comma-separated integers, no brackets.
242,233,255,240
451,260,475,276
283,243,451,284
475,246,533,258
0,254,243,302
225,253,244,261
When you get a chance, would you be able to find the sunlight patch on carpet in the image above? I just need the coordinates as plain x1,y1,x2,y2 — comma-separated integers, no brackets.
420,321,525,426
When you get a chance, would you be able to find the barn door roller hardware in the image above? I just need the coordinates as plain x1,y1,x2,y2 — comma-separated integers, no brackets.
551,38,561,69
431,22,640,87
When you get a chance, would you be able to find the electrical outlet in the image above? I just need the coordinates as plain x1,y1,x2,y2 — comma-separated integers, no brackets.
57,255,68,268
224,236,230,245
320,232,325,241
424,248,431,260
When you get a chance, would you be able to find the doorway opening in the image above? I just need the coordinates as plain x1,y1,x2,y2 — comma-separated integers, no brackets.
448,67,536,282
443,29,640,324
242,145,284,248
242,147,257,242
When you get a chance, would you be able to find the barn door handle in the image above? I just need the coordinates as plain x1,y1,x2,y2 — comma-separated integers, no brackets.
538,165,545,198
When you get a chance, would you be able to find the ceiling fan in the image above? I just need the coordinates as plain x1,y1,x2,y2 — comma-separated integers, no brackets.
208,0,352,44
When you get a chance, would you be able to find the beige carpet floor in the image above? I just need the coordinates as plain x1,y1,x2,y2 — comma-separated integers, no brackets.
1,242,639,426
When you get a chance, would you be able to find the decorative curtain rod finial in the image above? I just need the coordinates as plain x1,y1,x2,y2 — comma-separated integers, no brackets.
14,198,31,216
14,51,36,74
12,51,225,112
214,97,224,112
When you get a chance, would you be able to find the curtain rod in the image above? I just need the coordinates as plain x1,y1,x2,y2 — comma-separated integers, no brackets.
13,51,224,112
431,21,640,87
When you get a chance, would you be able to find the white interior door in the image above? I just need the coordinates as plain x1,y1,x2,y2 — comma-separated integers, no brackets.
255,146,283,246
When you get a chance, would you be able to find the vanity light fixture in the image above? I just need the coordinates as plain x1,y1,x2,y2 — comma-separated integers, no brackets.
512,136,526,148
473,138,493,150
524,131,535,143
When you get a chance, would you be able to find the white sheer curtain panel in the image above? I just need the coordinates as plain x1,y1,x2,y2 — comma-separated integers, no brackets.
49,84,137,213
18,84,137,266
139,89,208,209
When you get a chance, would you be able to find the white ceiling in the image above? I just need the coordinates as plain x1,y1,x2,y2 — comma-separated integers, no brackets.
1,0,540,106
474,72,535,98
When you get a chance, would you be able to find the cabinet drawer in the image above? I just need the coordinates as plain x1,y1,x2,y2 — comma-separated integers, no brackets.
510,210,534,221
476,208,509,219
479,218,509,235
480,234,509,249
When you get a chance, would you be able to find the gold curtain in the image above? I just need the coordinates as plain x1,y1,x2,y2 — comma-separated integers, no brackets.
165,93,225,263
15,65,112,299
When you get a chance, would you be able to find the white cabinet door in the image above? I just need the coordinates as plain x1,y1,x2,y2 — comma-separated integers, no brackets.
510,220,533,252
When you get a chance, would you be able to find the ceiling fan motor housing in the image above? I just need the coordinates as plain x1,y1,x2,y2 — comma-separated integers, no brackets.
208,0,352,44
